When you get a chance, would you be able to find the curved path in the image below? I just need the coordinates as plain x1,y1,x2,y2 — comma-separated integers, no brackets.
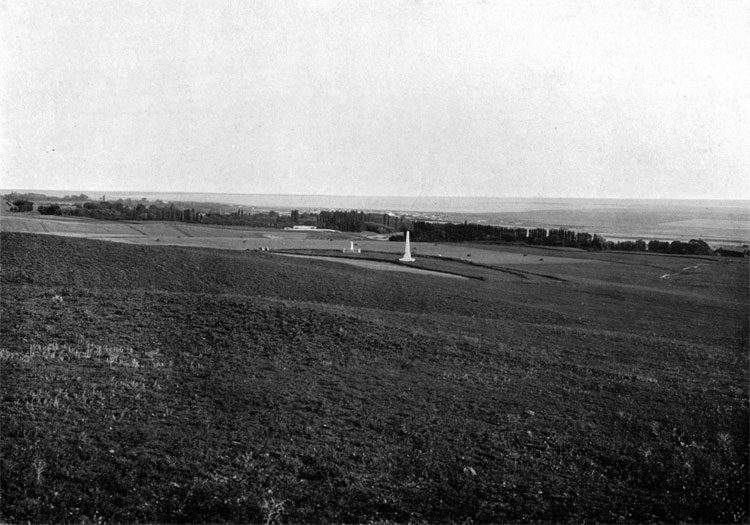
274,253,468,279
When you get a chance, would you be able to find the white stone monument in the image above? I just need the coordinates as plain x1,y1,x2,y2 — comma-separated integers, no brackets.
399,231,415,262
343,241,361,253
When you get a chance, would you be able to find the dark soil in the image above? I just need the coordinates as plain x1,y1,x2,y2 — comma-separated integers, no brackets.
1,232,748,523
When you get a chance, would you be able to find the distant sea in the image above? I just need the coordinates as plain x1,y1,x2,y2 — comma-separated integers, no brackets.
6,191,750,244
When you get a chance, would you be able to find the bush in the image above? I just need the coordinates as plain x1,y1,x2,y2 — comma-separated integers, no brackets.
11,200,33,212
38,204,62,216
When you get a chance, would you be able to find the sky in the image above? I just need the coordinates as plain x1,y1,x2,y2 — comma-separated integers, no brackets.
1,0,749,199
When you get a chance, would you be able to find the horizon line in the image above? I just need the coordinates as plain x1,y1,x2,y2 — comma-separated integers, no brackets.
2,189,749,203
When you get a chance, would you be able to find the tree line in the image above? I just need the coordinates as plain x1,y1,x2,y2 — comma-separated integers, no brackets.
5,192,90,203
5,194,722,256
406,221,605,249
315,211,399,233
25,198,397,231
399,221,714,255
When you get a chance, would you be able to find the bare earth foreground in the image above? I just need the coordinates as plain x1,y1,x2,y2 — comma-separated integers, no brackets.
1,216,748,524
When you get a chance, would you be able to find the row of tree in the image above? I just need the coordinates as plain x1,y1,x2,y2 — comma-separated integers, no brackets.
9,195,723,256
315,211,399,233
400,221,714,254
407,221,606,249
37,201,194,221
5,192,90,203
26,197,403,233
608,238,712,255
32,199,309,228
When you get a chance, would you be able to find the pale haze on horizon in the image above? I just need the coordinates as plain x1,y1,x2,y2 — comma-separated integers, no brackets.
2,0,749,200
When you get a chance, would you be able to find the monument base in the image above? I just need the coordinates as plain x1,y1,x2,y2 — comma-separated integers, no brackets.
343,241,361,254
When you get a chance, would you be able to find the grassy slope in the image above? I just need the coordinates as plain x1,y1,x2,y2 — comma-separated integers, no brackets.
1,232,748,524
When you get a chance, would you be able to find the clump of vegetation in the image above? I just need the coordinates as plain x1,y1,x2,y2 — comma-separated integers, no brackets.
8,200,34,212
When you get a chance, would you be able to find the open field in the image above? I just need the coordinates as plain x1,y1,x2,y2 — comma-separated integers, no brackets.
1,223,748,523
0,214,601,264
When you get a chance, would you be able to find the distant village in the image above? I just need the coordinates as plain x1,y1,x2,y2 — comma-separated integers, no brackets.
4,192,748,257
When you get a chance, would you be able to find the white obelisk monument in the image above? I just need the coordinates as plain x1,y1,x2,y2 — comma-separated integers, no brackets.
399,231,415,262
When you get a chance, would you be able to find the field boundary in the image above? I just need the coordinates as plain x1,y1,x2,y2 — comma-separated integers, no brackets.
273,249,485,280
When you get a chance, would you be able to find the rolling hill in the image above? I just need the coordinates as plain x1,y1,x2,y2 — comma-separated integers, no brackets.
1,231,747,523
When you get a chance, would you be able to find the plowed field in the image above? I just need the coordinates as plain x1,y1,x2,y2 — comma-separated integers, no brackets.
1,231,748,523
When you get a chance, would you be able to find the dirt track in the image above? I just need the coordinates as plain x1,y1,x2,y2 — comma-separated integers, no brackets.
276,253,469,279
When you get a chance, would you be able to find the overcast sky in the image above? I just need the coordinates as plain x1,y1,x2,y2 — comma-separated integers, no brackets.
2,0,748,199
